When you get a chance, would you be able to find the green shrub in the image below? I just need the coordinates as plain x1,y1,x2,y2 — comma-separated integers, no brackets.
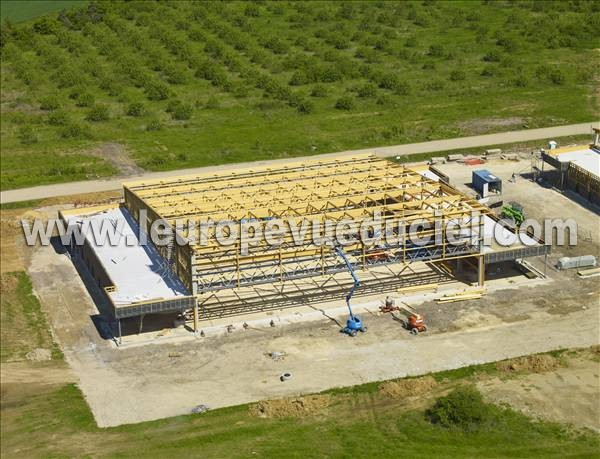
449,69,466,81
496,36,517,53
358,83,377,98
165,66,189,85
535,65,566,85
47,110,69,126
289,71,308,86
426,386,492,430
144,80,170,101
60,122,91,139
232,84,249,98
512,74,529,87
296,99,314,114
86,104,110,122
76,92,95,107
548,68,565,85
310,84,327,97
126,102,146,117
483,50,501,62
355,46,380,63
146,118,162,131
262,36,289,54
377,73,409,94
335,95,355,110
327,33,350,50
428,44,445,57
425,79,445,91
39,95,61,111
166,99,182,113
33,17,59,35
99,78,122,96
54,66,84,88
245,4,260,17
18,125,38,144
171,103,193,120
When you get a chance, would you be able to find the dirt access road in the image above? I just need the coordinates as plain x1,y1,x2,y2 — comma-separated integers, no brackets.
2,122,597,204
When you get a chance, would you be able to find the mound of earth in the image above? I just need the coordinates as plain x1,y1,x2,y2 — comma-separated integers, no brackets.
379,376,437,398
249,394,331,418
496,354,563,374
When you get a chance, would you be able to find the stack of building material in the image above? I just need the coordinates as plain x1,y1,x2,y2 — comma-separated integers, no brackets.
464,158,486,165
397,283,439,295
577,267,600,278
447,153,465,162
435,288,486,303
429,156,447,164
485,148,502,156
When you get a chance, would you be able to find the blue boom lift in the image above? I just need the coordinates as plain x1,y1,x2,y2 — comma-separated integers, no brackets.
334,246,367,337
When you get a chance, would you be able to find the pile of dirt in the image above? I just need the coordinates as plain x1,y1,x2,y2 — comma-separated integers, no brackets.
496,354,563,374
25,348,52,362
379,376,438,398
249,394,331,418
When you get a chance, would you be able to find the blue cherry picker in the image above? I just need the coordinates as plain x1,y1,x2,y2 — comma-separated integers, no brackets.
334,246,367,337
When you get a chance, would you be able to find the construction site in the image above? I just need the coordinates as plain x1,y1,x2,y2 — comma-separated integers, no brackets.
58,153,552,340
11,131,597,428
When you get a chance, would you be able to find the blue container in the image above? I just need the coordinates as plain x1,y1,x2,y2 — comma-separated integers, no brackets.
472,169,502,197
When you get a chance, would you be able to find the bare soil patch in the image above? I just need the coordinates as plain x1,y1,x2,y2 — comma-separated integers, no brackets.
25,348,51,362
379,376,438,398
249,394,332,418
458,117,525,135
86,143,144,176
480,356,600,432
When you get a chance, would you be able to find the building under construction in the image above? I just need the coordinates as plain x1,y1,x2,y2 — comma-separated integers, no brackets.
540,129,600,205
60,154,548,337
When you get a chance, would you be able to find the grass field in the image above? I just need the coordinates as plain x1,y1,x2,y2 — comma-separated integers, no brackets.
2,355,599,457
1,1,598,190
0,271,62,362
0,1,86,23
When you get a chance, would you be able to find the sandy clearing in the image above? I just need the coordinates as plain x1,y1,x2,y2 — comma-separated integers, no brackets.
479,357,600,432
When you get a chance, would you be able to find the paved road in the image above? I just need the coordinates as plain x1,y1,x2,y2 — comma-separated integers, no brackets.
2,121,597,204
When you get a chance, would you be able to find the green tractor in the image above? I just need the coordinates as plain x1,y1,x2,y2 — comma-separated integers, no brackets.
501,202,525,226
